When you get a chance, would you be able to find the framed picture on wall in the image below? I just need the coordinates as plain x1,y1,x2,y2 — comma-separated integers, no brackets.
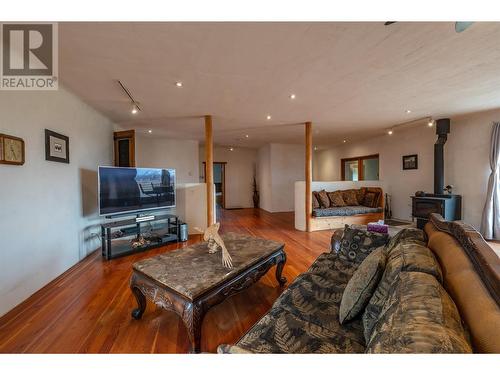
45,129,70,164
402,154,418,170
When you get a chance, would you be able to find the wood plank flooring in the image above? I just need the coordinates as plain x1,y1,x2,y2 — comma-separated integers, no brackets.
0,209,333,353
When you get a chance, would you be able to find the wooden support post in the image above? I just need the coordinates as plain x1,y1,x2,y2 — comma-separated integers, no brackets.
205,115,215,227
305,121,312,232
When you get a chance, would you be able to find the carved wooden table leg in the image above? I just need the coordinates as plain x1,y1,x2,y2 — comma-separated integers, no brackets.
275,251,287,287
131,284,146,320
182,302,206,354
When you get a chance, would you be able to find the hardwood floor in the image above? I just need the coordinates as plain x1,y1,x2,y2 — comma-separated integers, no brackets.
0,208,333,353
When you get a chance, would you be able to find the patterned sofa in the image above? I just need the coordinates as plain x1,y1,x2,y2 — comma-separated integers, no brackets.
310,187,384,231
218,214,500,353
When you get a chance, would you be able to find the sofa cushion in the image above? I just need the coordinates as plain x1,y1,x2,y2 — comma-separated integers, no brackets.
230,253,366,353
342,189,359,206
339,247,386,323
339,225,389,264
356,188,366,205
362,228,442,341
316,190,330,208
312,192,320,209
362,191,378,207
366,272,472,353
327,191,346,207
312,206,383,217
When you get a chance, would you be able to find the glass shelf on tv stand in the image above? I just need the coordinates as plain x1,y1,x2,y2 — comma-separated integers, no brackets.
101,213,180,260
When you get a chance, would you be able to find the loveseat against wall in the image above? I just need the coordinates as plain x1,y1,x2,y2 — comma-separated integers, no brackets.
218,214,500,353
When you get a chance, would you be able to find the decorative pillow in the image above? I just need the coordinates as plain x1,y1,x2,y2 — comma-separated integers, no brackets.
339,225,389,264
327,191,346,207
362,191,378,207
312,192,320,209
339,247,386,323
356,188,367,205
342,189,359,206
316,190,330,208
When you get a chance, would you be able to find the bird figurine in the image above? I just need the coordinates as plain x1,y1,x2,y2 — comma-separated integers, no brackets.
203,223,233,269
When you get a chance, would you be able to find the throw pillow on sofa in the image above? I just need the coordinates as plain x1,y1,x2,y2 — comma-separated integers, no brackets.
312,192,320,209
342,189,359,206
327,191,346,207
362,191,379,207
339,246,386,323
316,190,330,208
339,225,389,264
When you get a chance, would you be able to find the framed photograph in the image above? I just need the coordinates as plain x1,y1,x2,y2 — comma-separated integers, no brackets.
402,154,418,170
45,129,69,163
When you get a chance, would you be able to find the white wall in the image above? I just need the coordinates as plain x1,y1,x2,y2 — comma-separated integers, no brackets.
258,143,305,212
135,135,199,184
313,109,496,229
0,87,114,317
199,146,258,209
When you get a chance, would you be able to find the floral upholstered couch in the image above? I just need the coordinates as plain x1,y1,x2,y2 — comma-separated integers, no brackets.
309,187,384,231
218,214,500,353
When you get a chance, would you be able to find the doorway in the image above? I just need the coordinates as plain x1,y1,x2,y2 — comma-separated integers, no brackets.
203,162,226,209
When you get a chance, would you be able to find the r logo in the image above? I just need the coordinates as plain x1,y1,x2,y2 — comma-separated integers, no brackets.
2,24,53,76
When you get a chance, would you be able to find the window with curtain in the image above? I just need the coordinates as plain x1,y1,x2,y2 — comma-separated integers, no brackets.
481,122,500,240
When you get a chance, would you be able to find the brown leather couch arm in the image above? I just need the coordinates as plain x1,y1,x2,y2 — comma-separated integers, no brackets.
331,229,344,253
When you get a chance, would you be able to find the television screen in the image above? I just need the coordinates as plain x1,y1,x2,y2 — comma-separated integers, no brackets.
99,166,175,216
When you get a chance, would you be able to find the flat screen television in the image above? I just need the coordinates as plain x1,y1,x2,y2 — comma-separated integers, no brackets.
98,166,176,216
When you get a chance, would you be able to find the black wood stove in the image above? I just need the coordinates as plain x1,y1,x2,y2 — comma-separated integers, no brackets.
411,118,462,229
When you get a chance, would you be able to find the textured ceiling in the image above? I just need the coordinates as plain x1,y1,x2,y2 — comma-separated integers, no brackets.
59,22,500,147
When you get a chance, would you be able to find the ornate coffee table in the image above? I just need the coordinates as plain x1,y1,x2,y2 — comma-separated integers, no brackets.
129,232,287,353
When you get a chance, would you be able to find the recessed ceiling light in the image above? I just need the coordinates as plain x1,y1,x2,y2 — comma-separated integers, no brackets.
343,139,347,143
266,115,271,120
148,129,152,133
388,129,394,135
290,94,296,99
428,119,434,127
245,134,249,138
406,109,412,114
229,147,234,151
175,81,183,87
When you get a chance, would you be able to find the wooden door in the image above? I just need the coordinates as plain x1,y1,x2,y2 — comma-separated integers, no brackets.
114,130,135,167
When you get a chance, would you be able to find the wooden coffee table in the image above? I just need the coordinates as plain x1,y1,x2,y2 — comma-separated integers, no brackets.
129,232,287,353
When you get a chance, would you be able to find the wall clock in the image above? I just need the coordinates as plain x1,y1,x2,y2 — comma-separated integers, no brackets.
0,134,25,165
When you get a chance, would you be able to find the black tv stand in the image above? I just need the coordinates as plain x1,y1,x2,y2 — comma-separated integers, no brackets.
101,213,180,260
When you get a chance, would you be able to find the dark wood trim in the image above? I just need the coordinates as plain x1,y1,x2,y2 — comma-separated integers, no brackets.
429,213,500,306
341,153,379,181
113,130,135,167
203,161,226,209
45,129,69,164
0,133,25,165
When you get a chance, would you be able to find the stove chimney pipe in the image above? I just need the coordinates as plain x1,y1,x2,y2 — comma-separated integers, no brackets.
434,118,450,195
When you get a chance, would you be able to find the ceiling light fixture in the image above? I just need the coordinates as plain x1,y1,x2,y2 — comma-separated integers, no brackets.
290,94,296,99
266,115,271,120
428,119,434,127
175,81,183,87
245,134,249,138
148,129,152,133
406,109,412,114
229,147,234,151
388,129,394,135
118,80,142,115
343,139,347,143
314,146,318,151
